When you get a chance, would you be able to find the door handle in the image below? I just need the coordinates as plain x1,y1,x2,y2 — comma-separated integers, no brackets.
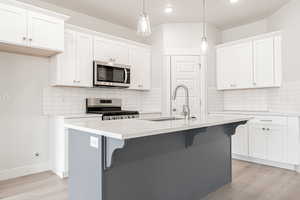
124,68,128,83
260,120,273,122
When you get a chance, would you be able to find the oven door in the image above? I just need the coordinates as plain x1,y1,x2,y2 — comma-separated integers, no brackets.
94,61,130,87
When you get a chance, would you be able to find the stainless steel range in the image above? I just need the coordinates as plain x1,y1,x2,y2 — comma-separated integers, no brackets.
86,98,139,120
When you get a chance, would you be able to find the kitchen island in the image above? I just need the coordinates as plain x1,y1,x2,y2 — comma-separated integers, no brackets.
65,115,251,200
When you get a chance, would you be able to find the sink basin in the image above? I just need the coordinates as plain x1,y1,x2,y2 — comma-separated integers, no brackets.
146,117,185,122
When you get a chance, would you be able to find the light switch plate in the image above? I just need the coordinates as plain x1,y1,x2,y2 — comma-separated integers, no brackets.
90,136,99,149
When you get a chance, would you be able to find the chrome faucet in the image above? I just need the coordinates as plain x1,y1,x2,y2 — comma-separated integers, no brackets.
173,84,191,120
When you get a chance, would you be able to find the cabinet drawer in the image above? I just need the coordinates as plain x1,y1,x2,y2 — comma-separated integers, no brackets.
249,116,287,126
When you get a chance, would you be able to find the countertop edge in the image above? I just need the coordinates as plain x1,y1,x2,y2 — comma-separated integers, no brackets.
65,117,252,140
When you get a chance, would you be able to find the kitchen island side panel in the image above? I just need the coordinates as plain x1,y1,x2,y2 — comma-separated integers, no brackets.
103,125,232,200
69,130,103,200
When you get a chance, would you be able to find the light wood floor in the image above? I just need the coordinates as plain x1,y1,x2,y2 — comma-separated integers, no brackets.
1,160,300,200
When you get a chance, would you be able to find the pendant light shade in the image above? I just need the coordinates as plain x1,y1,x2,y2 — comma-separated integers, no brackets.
201,36,208,52
137,0,151,36
201,0,208,54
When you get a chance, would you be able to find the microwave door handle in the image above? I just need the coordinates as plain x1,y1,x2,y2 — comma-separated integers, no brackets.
124,68,128,83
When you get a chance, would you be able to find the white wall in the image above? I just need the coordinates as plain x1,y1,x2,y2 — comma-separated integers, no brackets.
0,0,152,180
0,53,50,180
220,0,300,113
222,19,268,43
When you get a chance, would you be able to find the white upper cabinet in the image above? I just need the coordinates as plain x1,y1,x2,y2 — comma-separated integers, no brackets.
129,46,151,90
94,37,129,65
0,4,27,46
76,32,93,87
0,1,68,57
27,11,64,52
216,32,282,90
217,41,253,90
253,37,274,87
50,29,93,87
51,25,152,89
54,30,77,86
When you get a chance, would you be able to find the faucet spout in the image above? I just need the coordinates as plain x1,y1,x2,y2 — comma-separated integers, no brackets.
173,84,191,120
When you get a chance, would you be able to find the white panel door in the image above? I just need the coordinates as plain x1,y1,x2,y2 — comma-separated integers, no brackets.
254,37,275,87
266,125,285,163
28,11,64,51
171,56,201,117
94,37,129,64
76,32,93,87
129,46,151,90
249,124,267,160
232,124,249,156
0,3,27,46
56,30,77,86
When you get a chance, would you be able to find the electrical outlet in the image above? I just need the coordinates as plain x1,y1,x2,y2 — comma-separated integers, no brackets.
90,136,99,149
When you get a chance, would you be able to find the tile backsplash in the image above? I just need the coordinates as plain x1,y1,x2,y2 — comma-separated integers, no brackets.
43,87,162,115
222,80,300,113
207,86,224,112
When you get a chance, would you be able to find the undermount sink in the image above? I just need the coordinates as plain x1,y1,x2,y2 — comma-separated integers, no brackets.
146,117,185,122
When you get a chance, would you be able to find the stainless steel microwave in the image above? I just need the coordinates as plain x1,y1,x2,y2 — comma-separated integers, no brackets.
93,61,131,88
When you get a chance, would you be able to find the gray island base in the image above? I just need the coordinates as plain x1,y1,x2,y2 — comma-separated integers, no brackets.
68,120,248,200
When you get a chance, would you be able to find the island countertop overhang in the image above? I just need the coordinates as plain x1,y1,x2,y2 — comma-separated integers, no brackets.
64,115,252,140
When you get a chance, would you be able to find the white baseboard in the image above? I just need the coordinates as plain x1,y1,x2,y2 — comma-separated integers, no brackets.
0,162,50,181
233,154,298,171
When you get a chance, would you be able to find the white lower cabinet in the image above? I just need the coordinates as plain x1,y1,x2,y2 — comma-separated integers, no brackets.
249,123,285,163
211,113,300,170
232,124,249,156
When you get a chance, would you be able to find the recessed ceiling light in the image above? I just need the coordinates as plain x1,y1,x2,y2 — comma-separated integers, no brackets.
164,5,173,14
230,0,239,4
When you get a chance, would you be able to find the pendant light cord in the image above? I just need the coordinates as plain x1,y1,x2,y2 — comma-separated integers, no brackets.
202,0,206,38
143,0,146,14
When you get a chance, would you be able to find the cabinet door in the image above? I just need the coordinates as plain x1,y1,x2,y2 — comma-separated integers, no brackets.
129,46,151,90
232,42,253,89
217,46,234,90
232,124,249,156
254,37,275,87
0,3,27,46
94,37,129,64
76,32,93,87
274,35,282,87
28,11,64,51
266,125,285,163
249,124,267,160
217,42,253,90
56,30,77,86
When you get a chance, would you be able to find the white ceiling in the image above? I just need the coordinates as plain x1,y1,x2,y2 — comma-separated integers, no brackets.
39,0,290,30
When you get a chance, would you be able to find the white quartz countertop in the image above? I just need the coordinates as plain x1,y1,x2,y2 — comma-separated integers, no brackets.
64,115,252,140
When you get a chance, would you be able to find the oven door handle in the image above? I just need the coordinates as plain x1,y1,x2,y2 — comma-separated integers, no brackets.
124,68,128,84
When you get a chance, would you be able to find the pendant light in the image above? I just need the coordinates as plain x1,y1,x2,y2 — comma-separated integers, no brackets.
201,0,208,53
137,0,151,37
